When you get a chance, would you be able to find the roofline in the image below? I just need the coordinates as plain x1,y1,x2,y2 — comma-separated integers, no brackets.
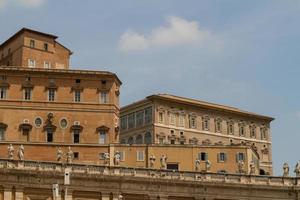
147,94,274,121
0,28,58,49
121,98,151,112
121,94,274,121
56,41,73,55
0,66,122,85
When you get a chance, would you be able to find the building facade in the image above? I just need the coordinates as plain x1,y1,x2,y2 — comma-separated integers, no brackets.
0,28,72,69
0,159,298,200
120,94,274,175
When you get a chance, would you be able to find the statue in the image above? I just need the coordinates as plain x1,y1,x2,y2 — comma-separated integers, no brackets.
160,155,167,170
249,162,255,175
57,147,63,162
294,162,300,177
238,160,245,174
114,151,121,166
283,162,289,177
103,152,110,165
18,145,24,160
205,160,211,172
66,146,74,164
7,144,14,159
195,159,201,171
149,155,156,168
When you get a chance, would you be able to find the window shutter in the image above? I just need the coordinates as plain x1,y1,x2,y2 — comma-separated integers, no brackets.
217,153,220,163
205,153,208,161
224,153,227,162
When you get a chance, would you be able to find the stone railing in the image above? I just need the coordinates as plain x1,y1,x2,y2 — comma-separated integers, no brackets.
0,159,298,187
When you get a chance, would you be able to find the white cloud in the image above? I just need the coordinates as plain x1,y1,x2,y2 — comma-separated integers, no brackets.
118,16,211,52
0,0,45,8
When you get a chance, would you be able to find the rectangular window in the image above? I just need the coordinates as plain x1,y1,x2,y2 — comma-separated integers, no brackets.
44,43,48,51
218,152,227,162
47,130,53,142
28,59,35,68
24,88,32,100
30,39,35,48
127,113,135,129
48,89,55,101
100,92,108,103
74,90,81,102
0,128,5,141
216,120,222,133
179,115,185,127
137,151,145,161
199,152,208,161
136,110,144,127
99,130,106,144
0,88,6,99
239,125,245,136
158,112,164,123
120,116,127,130
261,128,267,140
228,122,234,135
74,152,79,159
44,61,51,69
144,107,152,124
170,113,176,125
203,117,210,130
236,153,245,162
159,138,164,144
73,130,80,143
250,126,256,138
189,116,197,128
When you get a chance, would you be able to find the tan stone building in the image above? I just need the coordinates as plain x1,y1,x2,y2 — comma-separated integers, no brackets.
0,28,269,176
0,28,72,69
120,94,274,175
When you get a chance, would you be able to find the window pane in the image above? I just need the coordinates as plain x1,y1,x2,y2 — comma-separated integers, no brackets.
136,111,144,127
144,107,152,124
100,92,108,103
99,131,106,144
74,90,81,102
0,88,6,99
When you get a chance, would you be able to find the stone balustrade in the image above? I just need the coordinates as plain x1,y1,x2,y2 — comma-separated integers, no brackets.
0,158,298,187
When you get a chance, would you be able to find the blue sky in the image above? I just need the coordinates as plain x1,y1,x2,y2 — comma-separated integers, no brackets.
1,0,299,175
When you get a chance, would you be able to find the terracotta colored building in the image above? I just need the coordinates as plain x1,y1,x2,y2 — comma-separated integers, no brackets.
0,28,72,69
0,28,268,176
120,94,274,175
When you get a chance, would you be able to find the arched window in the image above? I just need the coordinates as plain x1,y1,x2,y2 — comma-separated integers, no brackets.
144,132,152,144
128,137,134,144
135,134,143,144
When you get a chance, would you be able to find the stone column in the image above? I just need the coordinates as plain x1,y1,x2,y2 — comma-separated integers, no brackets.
102,193,111,200
15,190,24,200
64,187,72,200
3,187,12,200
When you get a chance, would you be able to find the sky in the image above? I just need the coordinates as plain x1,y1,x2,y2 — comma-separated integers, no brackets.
0,0,300,175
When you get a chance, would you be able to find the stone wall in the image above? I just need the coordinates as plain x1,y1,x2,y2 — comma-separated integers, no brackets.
0,159,298,200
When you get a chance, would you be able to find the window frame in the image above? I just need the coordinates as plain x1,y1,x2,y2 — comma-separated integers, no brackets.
136,151,145,161
48,88,55,102
74,90,81,102
0,87,7,100
23,88,32,101
28,59,36,68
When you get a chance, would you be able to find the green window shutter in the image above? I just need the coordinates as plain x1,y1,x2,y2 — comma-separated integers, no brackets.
205,153,208,161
